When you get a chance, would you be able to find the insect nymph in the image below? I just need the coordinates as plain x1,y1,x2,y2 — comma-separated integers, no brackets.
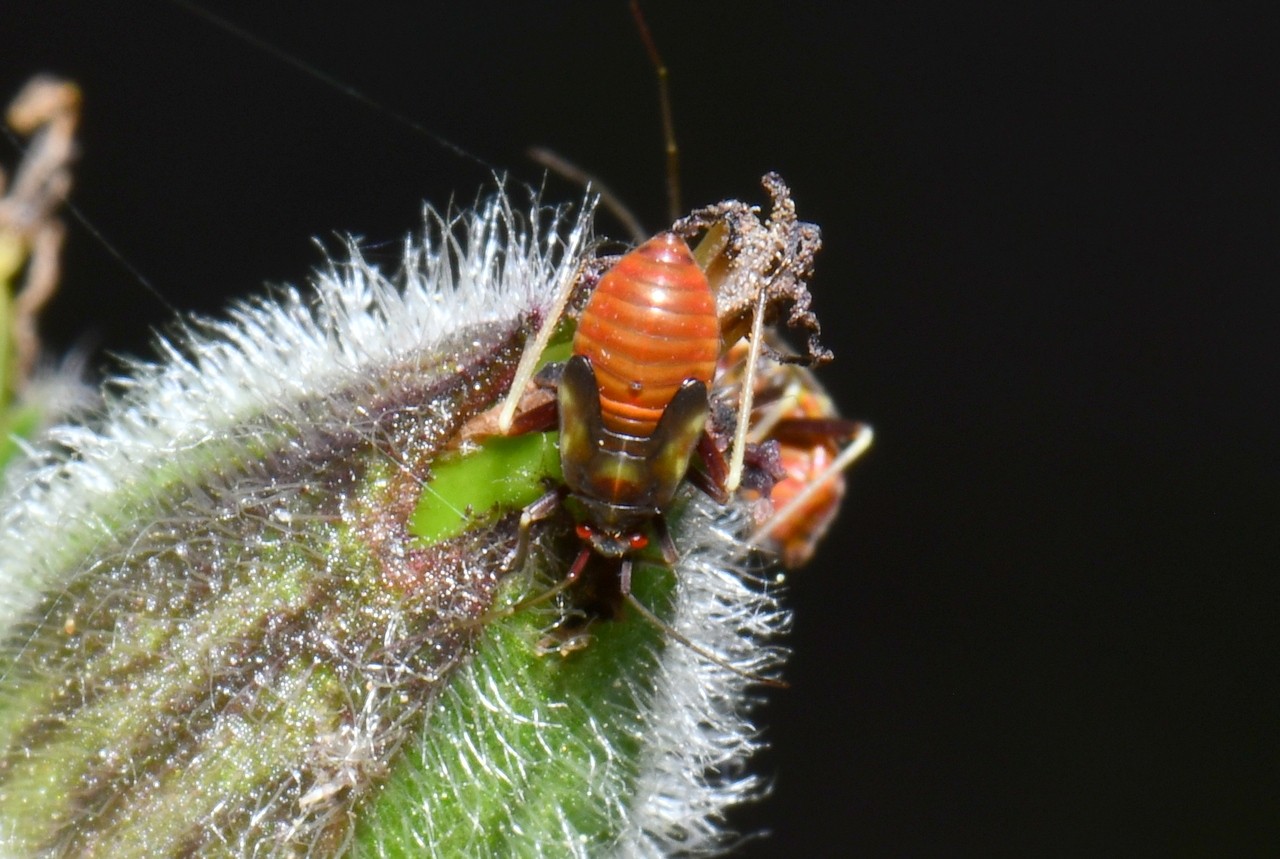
489,232,720,601
488,173,849,666
555,232,719,586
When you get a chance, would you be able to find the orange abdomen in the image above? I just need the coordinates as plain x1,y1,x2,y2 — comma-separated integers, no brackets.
573,232,720,437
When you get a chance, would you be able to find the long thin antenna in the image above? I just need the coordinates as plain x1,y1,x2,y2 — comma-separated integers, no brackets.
629,1,682,223
527,147,646,243
624,593,787,688
63,197,176,315
164,0,497,174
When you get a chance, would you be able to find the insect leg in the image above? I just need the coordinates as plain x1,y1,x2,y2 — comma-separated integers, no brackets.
723,282,769,494
619,557,633,597
503,487,564,574
688,431,730,504
488,544,594,622
622,592,787,689
653,516,679,565
496,257,584,434
748,422,874,549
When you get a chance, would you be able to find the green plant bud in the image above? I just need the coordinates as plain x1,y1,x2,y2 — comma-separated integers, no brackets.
0,195,792,857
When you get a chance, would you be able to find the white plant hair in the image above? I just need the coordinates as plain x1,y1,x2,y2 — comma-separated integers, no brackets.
0,189,585,622
618,495,789,857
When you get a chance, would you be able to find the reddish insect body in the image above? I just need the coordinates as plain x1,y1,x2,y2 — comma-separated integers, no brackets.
492,174,844,583
572,232,720,438
758,387,849,569
492,179,849,686
717,339,869,569
558,232,721,563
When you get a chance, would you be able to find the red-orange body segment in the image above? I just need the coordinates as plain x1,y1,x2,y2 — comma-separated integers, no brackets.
717,339,849,570
767,387,848,569
572,232,720,437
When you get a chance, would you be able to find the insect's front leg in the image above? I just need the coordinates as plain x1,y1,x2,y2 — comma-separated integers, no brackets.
504,486,565,574
456,363,560,443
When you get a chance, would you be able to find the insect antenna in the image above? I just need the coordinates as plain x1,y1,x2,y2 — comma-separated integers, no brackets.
163,0,498,175
528,147,646,244
622,591,788,689
629,0,682,223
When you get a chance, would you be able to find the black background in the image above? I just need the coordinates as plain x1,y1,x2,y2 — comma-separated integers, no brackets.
3,2,1275,855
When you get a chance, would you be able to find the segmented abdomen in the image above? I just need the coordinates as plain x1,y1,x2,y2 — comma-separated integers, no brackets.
572,232,720,437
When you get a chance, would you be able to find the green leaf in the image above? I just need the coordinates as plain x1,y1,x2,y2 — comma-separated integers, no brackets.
411,431,563,546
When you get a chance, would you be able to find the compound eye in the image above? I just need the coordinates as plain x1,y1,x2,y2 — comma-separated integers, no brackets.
575,523,594,541
628,533,649,551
